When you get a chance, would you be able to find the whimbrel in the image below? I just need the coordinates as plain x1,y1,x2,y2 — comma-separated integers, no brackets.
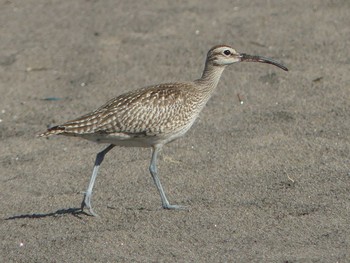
39,45,288,216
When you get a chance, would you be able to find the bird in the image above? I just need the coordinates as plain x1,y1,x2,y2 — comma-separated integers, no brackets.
39,44,288,216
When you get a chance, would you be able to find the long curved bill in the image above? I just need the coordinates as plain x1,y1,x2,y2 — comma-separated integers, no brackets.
239,53,288,71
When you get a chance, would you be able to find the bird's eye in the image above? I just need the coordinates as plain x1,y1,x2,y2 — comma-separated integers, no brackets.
223,50,231,56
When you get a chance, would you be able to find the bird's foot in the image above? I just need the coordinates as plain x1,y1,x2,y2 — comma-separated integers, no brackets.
81,192,99,217
162,203,189,211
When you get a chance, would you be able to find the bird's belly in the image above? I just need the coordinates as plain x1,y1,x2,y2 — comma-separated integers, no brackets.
79,133,153,147
159,118,196,144
78,119,195,147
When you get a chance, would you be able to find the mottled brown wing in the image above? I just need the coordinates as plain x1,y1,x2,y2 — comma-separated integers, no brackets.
50,83,197,136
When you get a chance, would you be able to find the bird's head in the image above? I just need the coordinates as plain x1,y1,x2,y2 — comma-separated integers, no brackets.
207,45,288,71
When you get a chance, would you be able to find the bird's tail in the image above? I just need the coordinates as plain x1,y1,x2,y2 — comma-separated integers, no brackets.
37,126,65,137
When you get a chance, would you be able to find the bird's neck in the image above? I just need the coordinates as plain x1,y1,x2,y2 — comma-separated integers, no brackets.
194,61,226,95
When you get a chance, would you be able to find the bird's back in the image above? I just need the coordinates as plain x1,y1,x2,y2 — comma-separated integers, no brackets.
39,82,205,145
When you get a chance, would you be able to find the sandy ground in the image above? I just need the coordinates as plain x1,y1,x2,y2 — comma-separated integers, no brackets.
1,0,349,262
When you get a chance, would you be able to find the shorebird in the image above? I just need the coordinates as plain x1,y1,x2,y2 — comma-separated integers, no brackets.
39,45,288,216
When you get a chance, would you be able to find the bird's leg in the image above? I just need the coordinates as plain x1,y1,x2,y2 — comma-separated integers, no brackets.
81,144,115,216
149,145,186,210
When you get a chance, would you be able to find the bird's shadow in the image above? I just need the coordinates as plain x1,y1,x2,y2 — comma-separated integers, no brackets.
4,207,90,220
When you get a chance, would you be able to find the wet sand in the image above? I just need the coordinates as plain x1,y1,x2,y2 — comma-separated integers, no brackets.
1,1,349,262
